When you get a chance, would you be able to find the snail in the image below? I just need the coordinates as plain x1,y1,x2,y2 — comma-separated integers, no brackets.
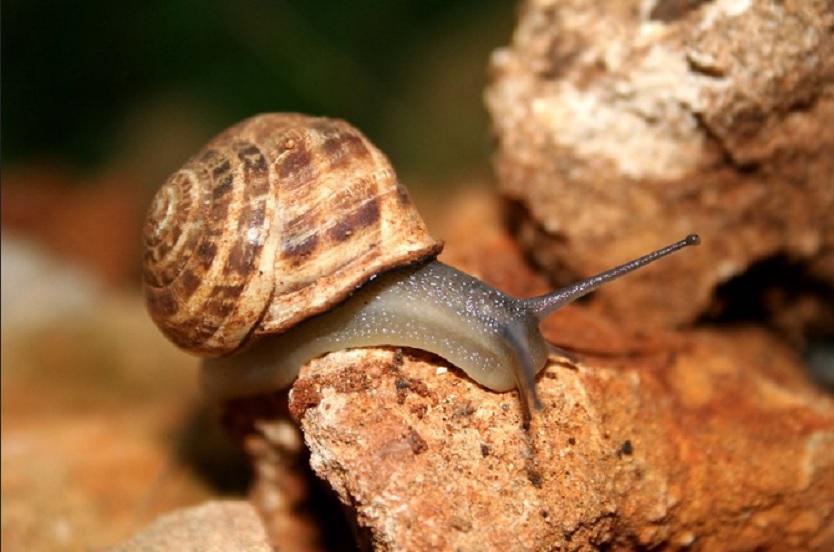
143,113,699,416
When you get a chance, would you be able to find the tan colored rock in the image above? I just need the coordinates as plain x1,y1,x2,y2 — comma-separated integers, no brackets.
221,395,331,552
112,501,272,551
287,328,834,551
486,0,834,333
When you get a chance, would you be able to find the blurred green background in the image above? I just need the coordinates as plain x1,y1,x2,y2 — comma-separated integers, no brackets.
4,0,515,184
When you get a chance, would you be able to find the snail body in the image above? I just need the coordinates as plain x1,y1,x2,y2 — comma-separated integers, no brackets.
143,113,699,416
201,261,550,411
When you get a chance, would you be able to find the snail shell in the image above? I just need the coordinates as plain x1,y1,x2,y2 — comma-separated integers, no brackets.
143,113,442,356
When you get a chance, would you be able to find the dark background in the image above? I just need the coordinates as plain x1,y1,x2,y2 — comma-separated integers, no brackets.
3,0,518,289
4,0,516,184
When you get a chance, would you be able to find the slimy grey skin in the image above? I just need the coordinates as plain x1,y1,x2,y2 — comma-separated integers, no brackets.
202,234,700,416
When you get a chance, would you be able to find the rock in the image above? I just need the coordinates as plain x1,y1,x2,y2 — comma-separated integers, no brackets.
486,0,834,335
112,501,272,551
221,395,334,552
288,328,834,550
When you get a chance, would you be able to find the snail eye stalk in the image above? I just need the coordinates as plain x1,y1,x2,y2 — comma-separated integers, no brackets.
526,234,700,319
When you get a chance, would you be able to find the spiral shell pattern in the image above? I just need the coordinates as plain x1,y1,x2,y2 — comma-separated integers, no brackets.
143,113,441,355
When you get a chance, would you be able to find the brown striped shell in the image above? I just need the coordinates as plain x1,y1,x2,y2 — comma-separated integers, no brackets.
143,113,442,356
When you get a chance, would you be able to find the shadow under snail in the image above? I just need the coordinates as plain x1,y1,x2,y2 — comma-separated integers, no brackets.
143,113,699,417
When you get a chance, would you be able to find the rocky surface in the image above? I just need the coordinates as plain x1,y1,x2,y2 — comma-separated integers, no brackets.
486,0,834,335
221,394,337,552
286,328,833,551
112,501,273,551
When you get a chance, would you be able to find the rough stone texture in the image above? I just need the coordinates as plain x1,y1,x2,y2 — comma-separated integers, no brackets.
287,330,833,551
222,395,336,552
486,0,834,334
112,501,273,551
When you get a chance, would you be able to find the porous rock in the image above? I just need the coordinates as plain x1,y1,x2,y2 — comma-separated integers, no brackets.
112,501,273,552
221,394,330,552
288,329,834,551
486,0,834,333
